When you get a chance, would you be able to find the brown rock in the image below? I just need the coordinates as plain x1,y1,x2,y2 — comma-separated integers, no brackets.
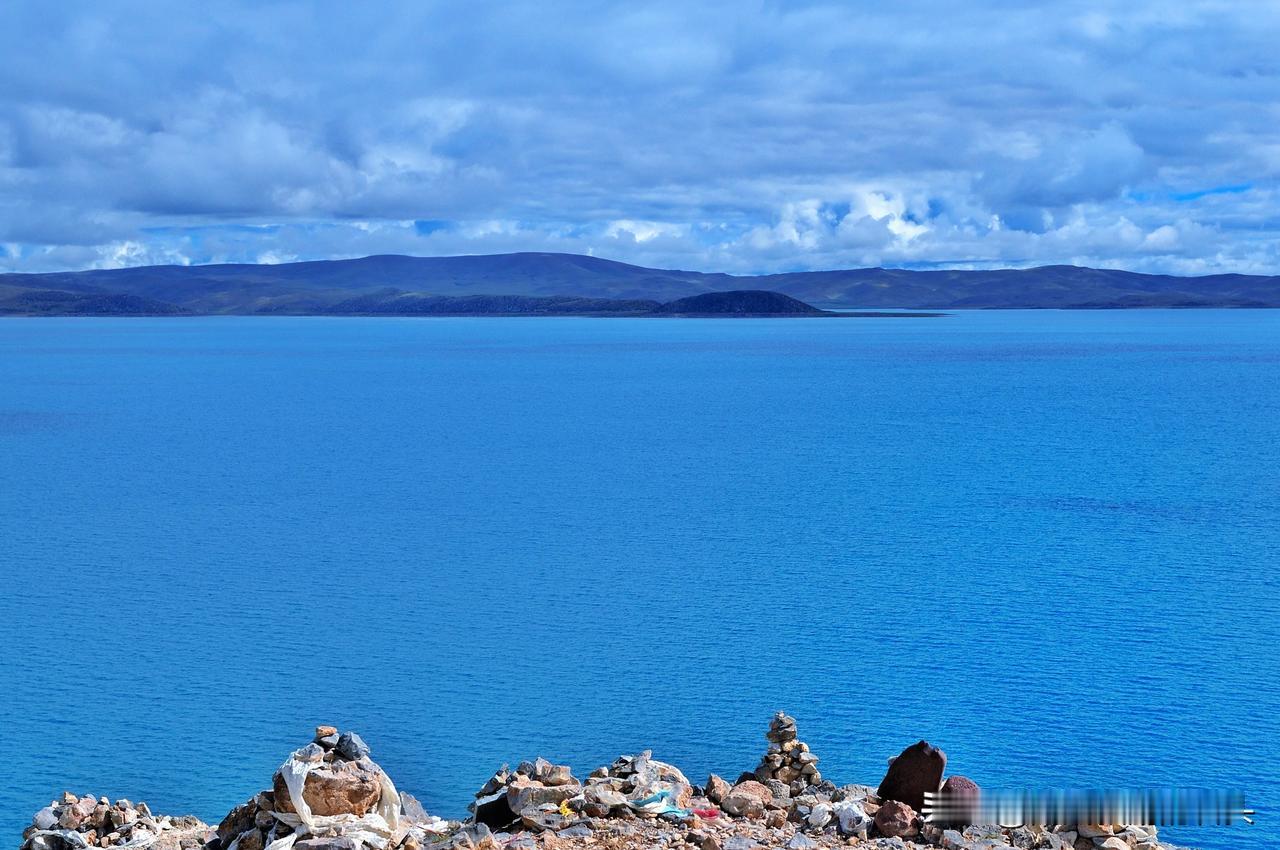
876,741,946,811
543,765,575,787
106,808,137,831
934,775,980,826
238,830,265,850
216,802,258,847
505,779,582,812
705,775,731,805
874,800,919,838
941,776,979,798
272,758,384,817
721,781,773,818
765,809,788,828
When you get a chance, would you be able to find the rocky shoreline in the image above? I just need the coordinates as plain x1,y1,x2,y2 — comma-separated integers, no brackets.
19,714,1191,850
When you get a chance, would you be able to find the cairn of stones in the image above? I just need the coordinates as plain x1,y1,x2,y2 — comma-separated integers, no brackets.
753,712,821,795
21,795,207,850
213,726,451,850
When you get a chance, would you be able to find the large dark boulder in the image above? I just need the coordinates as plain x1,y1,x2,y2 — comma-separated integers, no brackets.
876,741,946,811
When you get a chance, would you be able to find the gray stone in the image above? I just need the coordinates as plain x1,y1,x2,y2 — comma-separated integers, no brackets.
724,838,759,850
941,828,965,850
787,834,817,850
400,792,429,823
34,809,59,831
519,807,567,832
1008,826,1035,848
765,780,791,800
296,743,325,763
476,767,510,798
557,824,593,838
450,824,491,848
335,732,370,762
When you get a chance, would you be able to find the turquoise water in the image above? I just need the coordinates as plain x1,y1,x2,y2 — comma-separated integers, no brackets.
1,313,1277,850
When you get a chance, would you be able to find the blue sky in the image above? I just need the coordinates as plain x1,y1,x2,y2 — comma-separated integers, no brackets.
2,1,1279,274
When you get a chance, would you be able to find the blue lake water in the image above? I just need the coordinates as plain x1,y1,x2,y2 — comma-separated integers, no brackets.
1,312,1277,850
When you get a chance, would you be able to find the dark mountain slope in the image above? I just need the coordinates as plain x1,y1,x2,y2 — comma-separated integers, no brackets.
1,252,1277,314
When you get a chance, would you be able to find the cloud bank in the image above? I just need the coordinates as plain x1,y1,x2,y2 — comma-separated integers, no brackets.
2,1,1279,274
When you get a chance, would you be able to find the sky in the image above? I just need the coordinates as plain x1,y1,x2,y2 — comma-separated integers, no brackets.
1,1,1278,275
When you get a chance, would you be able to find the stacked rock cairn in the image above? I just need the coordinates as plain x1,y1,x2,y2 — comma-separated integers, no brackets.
213,726,451,850
753,712,821,794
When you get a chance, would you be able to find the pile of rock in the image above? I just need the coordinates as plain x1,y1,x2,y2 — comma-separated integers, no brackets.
470,758,584,833
471,749,697,836
21,794,208,850
16,718,1189,850
212,727,453,850
751,713,822,794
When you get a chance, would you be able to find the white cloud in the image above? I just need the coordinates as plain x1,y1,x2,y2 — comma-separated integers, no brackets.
1,1,1279,273
604,220,687,243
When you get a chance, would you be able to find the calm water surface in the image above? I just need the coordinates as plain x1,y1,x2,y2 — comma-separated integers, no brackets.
1,312,1277,850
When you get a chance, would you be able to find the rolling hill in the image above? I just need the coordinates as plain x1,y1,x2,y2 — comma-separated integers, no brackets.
1,252,1278,315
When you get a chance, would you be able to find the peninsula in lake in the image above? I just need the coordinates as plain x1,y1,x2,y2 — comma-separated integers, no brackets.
2,252,1278,316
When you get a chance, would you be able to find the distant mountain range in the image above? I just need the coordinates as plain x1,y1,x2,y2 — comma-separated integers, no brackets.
2,252,1278,315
